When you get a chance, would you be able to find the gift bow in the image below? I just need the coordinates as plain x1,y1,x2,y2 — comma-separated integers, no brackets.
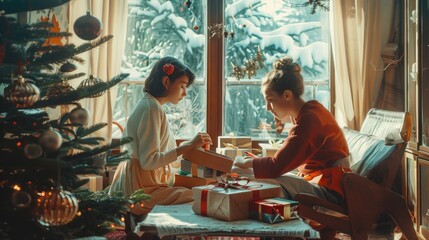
268,139,283,148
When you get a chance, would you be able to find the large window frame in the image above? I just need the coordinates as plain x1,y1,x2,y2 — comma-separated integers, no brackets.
114,0,335,148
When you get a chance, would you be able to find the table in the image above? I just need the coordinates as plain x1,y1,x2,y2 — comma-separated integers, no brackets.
134,204,319,239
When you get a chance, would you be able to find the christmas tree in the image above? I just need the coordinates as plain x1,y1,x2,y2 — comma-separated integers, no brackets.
0,1,149,239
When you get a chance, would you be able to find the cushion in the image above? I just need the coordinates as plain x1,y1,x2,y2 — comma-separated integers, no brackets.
343,128,397,185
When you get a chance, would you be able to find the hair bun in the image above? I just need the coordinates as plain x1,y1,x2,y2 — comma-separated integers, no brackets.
273,57,301,73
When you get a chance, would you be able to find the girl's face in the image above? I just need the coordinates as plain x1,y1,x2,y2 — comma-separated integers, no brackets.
262,86,293,121
164,75,189,104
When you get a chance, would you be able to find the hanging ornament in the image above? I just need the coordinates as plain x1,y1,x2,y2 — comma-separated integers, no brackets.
36,189,79,226
193,25,199,31
24,143,43,159
12,190,32,208
73,11,102,41
245,60,257,79
77,75,105,98
254,46,264,69
47,82,74,97
39,129,63,152
69,107,90,126
4,75,40,108
59,62,77,72
230,63,245,81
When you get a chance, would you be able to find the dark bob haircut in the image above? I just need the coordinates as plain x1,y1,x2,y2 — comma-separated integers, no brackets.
144,56,195,97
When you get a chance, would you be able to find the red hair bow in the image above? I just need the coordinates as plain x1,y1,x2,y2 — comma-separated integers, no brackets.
162,63,175,75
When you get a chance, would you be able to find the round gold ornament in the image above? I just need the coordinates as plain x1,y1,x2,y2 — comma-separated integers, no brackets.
39,129,63,152
69,107,89,126
4,75,40,108
73,11,102,41
24,143,43,159
36,189,79,226
77,75,105,98
12,190,32,208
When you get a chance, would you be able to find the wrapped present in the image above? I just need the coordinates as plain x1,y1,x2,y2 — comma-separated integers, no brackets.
173,174,217,189
181,160,222,178
216,147,252,160
77,174,103,192
259,140,283,157
192,181,282,221
218,136,252,149
183,148,233,173
249,198,298,224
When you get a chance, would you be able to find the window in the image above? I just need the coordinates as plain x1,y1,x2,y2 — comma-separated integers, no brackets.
113,0,207,138
113,0,331,142
224,0,331,138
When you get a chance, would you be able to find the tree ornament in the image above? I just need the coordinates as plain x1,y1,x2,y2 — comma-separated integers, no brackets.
254,46,264,69
245,60,257,79
73,11,102,41
59,62,77,72
24,143,43,159
36,189,79,226
12,190,32,208
193,25,199,31
77,75,105,98
230,63,245,81
4,75,40,108
39,129,63,152
47,82,74,97
69,107,89,126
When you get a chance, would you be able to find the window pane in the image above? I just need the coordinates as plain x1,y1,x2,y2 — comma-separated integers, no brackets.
223,0,330,139
113,0,207,139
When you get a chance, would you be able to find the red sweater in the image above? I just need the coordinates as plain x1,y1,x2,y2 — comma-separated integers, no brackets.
253,101,349,195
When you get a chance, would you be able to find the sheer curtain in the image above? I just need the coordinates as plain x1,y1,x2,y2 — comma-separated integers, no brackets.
331,0,394,129
68,0,128,143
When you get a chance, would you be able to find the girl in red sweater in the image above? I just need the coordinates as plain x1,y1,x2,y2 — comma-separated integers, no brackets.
234,57,350,204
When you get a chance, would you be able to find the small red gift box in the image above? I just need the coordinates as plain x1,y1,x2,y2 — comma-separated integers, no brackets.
249,198,298,224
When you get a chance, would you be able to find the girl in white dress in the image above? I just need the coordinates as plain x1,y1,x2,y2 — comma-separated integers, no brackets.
109,56,212,215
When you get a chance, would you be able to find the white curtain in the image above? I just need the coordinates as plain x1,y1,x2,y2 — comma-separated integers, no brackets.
331,0,394,130
69,0,128,143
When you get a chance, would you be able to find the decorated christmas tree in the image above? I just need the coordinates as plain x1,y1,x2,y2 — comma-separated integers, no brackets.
0,1,149,239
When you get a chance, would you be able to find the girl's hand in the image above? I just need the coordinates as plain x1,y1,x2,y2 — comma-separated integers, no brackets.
188,132,212,149
233,156,253,169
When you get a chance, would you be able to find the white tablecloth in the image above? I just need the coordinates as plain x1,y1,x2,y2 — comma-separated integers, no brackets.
135,203,319,239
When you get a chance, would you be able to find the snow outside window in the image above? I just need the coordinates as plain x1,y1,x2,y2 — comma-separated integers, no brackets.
113,0,206,139
223,0,331,139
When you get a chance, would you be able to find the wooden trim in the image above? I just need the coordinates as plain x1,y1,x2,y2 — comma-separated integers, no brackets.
206,0,224,149
417,157,429,228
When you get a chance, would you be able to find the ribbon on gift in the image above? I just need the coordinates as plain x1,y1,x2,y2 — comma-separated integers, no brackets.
200,177,262,217
220,137,252,149
268,139,284,148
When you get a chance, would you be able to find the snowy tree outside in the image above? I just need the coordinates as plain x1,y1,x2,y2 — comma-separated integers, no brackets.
113,0,331,139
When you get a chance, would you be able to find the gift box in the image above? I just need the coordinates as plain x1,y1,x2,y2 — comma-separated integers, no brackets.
218,136,252,149
249,198,298,224
173,174,217,189
259,143,280,157
77,174,103,192
181,160,223,178
192,182,282,221
216,148,252,160
183,148,233,173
